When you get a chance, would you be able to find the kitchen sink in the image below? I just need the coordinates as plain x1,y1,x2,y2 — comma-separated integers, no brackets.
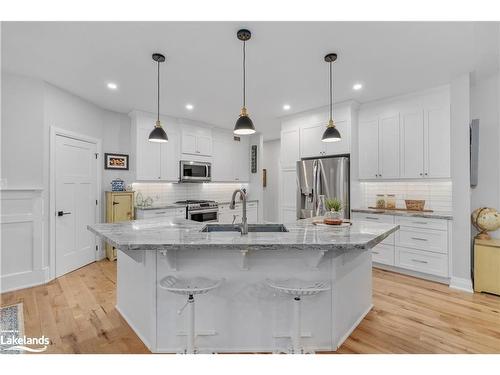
201,223,289,233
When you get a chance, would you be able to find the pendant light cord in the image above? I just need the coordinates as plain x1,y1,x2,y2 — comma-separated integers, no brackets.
329,61,333,122
157,60,160,122
243,40,246,108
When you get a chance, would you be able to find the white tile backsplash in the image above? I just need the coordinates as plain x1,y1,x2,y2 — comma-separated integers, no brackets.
131,182,250,207
359,181,452,211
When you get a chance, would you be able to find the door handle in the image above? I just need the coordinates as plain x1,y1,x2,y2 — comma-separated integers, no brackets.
57,211,71,216
113,201,119,205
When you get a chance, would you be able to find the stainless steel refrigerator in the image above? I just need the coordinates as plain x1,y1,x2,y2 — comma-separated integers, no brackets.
296,156,350,219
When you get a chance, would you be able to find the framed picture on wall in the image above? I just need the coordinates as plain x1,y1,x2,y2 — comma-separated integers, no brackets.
104,153,129,170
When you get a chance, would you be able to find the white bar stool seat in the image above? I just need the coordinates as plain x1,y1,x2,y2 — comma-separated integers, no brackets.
159,276,223,354
266,278,330,354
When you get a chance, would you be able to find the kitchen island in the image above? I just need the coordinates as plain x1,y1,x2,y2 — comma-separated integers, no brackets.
88,217,398,353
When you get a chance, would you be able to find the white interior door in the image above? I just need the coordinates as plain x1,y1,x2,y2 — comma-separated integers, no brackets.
55,135,97,277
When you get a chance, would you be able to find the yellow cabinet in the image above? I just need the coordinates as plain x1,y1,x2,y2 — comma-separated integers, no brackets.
474,238,500,295
105,191,134,261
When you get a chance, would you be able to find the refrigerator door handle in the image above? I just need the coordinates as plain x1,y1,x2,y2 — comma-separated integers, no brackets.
313,159,320,216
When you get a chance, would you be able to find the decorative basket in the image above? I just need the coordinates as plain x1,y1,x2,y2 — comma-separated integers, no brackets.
111,178,125,192
405,199,425,211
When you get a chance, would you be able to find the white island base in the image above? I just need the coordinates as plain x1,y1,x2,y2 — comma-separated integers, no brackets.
116,247,372,353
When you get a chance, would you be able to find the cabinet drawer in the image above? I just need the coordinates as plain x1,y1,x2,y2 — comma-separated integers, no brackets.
352,212,394,224
396,247,448,277
397,227,447,254
395,216,447,230
372,244,395,266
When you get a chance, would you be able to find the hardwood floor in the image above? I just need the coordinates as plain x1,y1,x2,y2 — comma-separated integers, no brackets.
2,261,499,354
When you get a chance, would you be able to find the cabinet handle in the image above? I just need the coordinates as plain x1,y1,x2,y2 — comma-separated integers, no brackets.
411,258,428,264
411,237,428,241
419,173,423,176
413,221,428,225
112,201,119,205
365,217,379,220
155,211,167,215
372,251,380,254
424,173,428,176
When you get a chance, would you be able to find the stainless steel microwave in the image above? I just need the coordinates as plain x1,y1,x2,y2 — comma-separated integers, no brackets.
179,160,212,182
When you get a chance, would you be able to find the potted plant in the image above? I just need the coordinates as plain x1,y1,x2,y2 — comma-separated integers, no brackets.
326,198,343,219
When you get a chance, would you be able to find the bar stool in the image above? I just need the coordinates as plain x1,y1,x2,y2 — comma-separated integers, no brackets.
159,276,224,354
266,278,331,354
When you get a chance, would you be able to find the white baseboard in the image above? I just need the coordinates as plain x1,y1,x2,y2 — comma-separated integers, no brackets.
449,276,473,293
0,268,48,293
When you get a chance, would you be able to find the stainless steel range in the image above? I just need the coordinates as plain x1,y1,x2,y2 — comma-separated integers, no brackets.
176,200,219,222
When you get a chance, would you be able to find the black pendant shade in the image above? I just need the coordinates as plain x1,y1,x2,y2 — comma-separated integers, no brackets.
321,53,341,143
149,122,168,143
234,29,256,135
234,114,255,135
321,124,341,142
149,53,168,143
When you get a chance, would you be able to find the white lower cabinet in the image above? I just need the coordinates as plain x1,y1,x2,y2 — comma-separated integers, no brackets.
372,244,395,266
395,247,448,277
135,207,186,220
352,212,450,279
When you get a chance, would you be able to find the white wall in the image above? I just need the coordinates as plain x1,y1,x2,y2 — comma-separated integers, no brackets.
470,72,500,238
1,72,132,291
1,73,45,188
262,139,280,222
449,73,472,291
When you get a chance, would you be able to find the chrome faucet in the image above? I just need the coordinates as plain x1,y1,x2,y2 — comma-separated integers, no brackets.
230,189,248,235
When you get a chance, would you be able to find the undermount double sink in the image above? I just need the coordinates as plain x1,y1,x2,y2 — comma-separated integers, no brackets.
201,223,289,233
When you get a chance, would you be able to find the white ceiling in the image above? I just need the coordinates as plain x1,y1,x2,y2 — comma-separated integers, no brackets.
2,21,498,140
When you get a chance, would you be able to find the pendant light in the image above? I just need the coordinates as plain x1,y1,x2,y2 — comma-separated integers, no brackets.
321,53,341,142
148,53,168,143
234,29,256,135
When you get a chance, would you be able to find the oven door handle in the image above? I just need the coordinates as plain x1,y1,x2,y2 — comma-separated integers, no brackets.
189,209,219,214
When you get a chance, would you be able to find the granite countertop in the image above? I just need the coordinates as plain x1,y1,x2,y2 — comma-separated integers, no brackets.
88,217,399,252
352,208,452,220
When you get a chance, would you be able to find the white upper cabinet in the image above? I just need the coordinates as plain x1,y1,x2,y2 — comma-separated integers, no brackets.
181,133,197,155
211,131,249,182
378,114,400,179
358,119,379,179
181,132,212,157
425,106,450,178
299,120,350,159
280,128,300,169
131,112,180,181
300,123,325,158
358,86,451,180
400,111,424,178
196,135,213,156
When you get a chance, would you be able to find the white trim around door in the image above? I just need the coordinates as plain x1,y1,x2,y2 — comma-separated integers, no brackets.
49,127,102,280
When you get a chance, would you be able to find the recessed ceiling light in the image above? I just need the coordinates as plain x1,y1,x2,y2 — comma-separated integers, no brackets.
107,82,118,90
283,104,291,111
185,104,194,110
353,83,363,91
